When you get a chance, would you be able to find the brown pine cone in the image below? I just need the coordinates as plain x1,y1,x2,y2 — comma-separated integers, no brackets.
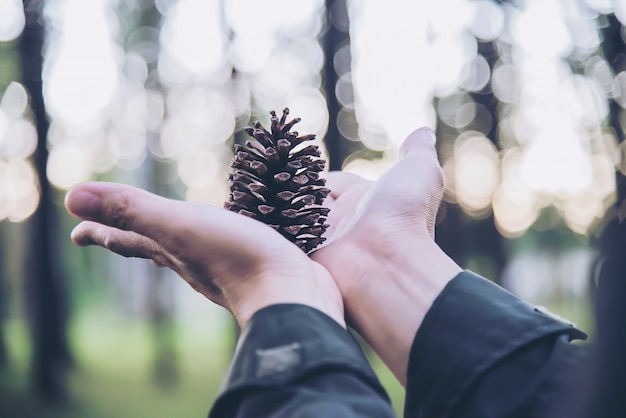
225,108,330,253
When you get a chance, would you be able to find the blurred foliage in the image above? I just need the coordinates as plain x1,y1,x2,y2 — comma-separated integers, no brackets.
0,43,19,92
0,312,229,417
3,0,624,416
0,310,407,417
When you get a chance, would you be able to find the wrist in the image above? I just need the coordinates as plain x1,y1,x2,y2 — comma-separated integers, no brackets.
226,263,346,329
327,236,461,385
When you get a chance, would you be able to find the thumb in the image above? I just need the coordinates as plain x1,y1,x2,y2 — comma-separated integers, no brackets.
399,127,437,160
389,126,444,210
357,127,443,237
376,127,442,192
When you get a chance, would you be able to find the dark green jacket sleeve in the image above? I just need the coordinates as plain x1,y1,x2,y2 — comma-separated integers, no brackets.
405,271,588,418
209,304,395,418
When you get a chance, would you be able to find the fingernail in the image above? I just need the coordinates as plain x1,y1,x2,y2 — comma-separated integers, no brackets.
67,190,101,218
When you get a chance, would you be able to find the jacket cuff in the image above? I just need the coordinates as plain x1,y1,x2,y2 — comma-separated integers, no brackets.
211,304,387,416
405,271,587,417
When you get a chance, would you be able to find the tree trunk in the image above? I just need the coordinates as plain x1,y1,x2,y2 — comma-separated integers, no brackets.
585,13,626,418
20,0,71,401
469,40,507,283
434,123,468,267
133,0,180,388
323,0,354,170
0,230,6,370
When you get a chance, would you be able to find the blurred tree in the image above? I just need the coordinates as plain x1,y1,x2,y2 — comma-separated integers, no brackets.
19,0,71,400
0,233,6,371
0,14,23,378
131,0,179,388
435,125,469,268
435,40,507,283
588,13,626,417
601,15,625,159
594,14,625,294
324,0,356,170
467,40,507,283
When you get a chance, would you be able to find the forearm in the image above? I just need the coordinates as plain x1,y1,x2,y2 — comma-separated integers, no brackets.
341,239,461,385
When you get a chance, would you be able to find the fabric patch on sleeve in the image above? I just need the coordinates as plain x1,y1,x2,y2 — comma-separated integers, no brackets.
256,343,302,378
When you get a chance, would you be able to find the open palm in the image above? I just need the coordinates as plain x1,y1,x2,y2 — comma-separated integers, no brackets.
313,128,444,294
65,182,344,327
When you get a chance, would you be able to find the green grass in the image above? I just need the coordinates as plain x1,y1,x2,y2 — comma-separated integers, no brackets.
0,293,591,418
0,308,407,417
1,307,232,418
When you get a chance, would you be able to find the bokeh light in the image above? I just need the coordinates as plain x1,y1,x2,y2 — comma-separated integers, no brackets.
469,0,504,42
2,2,626,416
44,0,120,125
453,132,500,216
493,150,539,237
0,81,39,223
344,0,620,237
0,0,25,42
159,0,229,83
47,142,92,189
0,0,621,236
0,158,39,222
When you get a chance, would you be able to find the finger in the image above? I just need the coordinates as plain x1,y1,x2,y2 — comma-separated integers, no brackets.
399,127,438,160
367,127,442,199
362,128,444,233
375,127,443,195
66,182,287,266
65,182,188,241
323,172,371,199
71,220,165,261
398,127,444,204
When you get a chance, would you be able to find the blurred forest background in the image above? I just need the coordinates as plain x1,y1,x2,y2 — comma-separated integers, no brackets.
1,0,626,416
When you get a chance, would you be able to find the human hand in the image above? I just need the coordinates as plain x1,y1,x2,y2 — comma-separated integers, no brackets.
319,127,442,245
312,128,462,384
65,183,344,328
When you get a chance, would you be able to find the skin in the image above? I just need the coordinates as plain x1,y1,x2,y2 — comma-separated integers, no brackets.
65,183,345,329
312,127,462,385
65,127,461,386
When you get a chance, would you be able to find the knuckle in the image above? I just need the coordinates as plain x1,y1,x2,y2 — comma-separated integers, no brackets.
149,243,169,265
101,234,113,250
107,189,135,231
152,253,168,266
101,235,130,259
102,234,125,256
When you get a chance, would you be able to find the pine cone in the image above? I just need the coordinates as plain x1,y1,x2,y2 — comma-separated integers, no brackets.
225,108,330,253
